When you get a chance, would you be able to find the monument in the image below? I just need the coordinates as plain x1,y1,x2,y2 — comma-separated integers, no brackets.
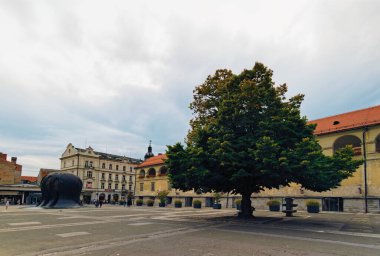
39,173,83,208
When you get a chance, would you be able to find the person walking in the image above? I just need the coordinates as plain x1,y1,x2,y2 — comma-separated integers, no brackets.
5,200,9,211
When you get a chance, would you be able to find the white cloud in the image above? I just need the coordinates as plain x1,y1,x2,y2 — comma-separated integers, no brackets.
0,0,380,175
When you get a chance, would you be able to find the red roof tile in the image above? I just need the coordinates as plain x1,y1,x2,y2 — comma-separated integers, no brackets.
137,154,167,168
309,105,380,135
21,176,37,183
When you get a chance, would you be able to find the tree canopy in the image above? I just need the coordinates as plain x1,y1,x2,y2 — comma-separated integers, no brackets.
166,62,362,217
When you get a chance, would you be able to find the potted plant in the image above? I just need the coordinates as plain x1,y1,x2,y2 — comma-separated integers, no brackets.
136,199,143,206
157,190,169,207
213,193,222,209
193,199,202,209
235,199,241,210
306,200,320,213
267,200,280,211
147,199,154,207
174,200,182,208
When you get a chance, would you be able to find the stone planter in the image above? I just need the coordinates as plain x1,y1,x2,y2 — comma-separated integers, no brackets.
213,203,222,209
269,205,280,212
159,202,166,207
193,204,201,209
175,203,182,208
307,205,320,213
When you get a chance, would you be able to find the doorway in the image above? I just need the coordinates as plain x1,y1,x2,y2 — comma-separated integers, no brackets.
322,197,343,212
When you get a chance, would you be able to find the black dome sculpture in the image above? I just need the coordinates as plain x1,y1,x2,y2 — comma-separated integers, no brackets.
39,173,83,208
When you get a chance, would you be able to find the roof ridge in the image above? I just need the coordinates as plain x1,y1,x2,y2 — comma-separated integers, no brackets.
309,104,380,122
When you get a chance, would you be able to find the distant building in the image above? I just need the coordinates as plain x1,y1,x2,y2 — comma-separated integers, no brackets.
60,143,142,204
135,145,216,207
21,176,38,184
0,153,39,204
37,168,59,184
0,153,22,185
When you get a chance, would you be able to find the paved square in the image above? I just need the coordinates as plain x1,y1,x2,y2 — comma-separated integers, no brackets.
1,205,380,255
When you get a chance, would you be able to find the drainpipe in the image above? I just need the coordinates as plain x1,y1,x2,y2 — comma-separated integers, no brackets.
362,127,368,213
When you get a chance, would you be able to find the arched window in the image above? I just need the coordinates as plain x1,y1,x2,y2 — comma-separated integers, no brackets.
139,170,146,178
109,164,112,170
116,165,119,170
376,134,380,153
148,168,156,177
102,163,105,169
159,166,168,176
333,135,362,155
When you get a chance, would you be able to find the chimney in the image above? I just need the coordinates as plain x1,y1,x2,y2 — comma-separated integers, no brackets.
11,157,17,163
0,153,7,161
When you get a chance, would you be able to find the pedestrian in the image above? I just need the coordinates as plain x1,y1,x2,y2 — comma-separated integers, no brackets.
127,198,132,207
5,200,9,211
99,200,103,208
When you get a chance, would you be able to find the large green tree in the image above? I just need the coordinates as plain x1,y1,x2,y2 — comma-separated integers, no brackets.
166,62,362,218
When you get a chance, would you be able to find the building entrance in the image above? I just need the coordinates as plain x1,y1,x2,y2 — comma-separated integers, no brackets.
322,197,343,212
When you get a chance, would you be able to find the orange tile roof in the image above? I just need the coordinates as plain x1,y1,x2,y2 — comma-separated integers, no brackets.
137,154,167,168
21,176,38,183
309,105,380,135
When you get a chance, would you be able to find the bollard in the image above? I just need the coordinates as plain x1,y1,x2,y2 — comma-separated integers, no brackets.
282,197,297,217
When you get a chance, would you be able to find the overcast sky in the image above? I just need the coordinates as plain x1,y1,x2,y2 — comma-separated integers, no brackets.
1,0,379,176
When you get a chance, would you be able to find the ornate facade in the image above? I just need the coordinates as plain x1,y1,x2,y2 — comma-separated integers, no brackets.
60,143,142,203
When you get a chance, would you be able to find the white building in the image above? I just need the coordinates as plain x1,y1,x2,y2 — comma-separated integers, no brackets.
60,143,142,204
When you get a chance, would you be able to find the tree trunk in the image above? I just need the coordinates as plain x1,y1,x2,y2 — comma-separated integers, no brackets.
239,193,254,218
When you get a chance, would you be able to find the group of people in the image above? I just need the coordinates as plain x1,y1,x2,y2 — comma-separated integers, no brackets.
92,197,133,208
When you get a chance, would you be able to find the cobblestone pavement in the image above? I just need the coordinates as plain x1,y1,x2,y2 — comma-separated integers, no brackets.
1,205,380,255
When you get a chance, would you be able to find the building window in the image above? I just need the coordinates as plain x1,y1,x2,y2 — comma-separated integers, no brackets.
130,167,133,172
140,183,144,191
102,163,105,169
89,161,93,167
101,173,105,179
86,182,92,188
108,173,112,180
129,176,132,182
151,182,155,192
115,174,119,181
123,166,126,171
109,164,112,170
85,160,89,167
122,175,126,181
116,165,119,170
129,184,132,191
87,171,92,178
333,135,362,155
108,183,112,189
122,184,125,190
139,170,145,178
72,160,74,166
115,184,119,190
376,134,380,153
101,183,105,189
63,161,66,168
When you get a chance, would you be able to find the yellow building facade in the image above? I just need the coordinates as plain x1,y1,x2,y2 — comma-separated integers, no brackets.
136,105,380,213
60,143,142,204
255,105,380,212
135,148,217,207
